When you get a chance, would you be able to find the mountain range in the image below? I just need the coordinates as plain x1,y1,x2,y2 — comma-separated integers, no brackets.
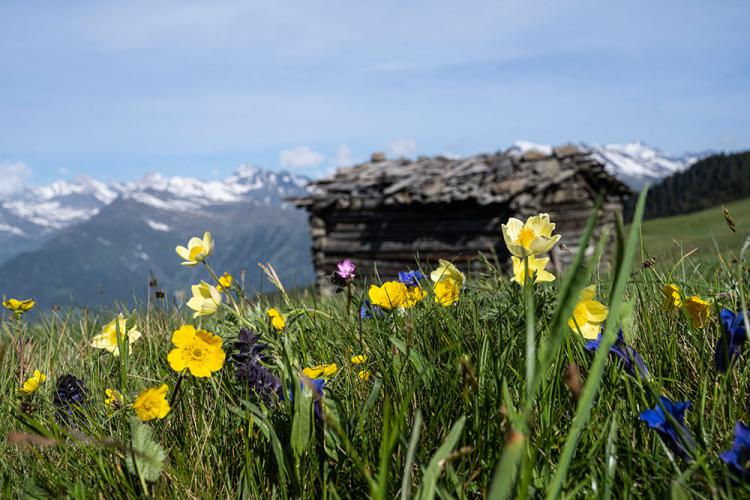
0,141,708,308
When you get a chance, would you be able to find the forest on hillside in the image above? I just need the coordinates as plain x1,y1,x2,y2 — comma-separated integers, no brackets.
636,151,750,219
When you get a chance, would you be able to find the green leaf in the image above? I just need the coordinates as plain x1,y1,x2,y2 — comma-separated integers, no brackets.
291,378,314,461
125,417,166,483
416,416,466,500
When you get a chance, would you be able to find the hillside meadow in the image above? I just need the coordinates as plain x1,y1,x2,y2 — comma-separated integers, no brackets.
2,192,750,498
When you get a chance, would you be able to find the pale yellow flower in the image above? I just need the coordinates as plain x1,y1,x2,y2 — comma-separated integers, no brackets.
302,363,338,379
20,370,46,394
186,281,222,318
511,255,555,285
434,279,460,307
90,313,142,356
568,285,609,339
501,214,561,257
175,231,214,266
430,259,465,288
368,281,408,310
685,295,711,328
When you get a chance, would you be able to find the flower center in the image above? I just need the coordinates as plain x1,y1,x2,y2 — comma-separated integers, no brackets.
189,345,207,361
189,245,205,261
518,227,536,249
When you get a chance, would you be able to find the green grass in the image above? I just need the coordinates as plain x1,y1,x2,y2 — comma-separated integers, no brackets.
2,198,750,498
640,195,750,260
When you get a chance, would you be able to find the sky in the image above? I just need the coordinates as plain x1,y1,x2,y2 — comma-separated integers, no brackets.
1,0,749,188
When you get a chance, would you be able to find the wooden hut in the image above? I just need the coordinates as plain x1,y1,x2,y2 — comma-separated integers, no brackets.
291,144,631,293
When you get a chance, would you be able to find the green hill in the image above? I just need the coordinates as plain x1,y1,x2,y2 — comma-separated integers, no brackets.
639,195,750,259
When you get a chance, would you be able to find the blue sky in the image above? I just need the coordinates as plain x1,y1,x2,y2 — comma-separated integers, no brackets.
1,0,748,187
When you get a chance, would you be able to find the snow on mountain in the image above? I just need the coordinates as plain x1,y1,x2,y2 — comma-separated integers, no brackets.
509,140,711,189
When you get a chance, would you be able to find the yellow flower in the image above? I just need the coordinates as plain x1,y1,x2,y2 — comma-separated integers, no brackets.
568,285,609,339
3,298,35,317
501,214,561,257
175,231,214,267
267,308,286,332
358,369,372,381
430,259,465,288
216,272,233,292
662,283,682,311
511,255,555,285
167,325,226,377
105,388,124,408
403,286,427,308
302,363,338,379
351,354,368,365
685,295,711,328
132,384,170,421
90,313,142,356
186,281,222,318
20,370,46,394
434,279,460,307
368,281,408,310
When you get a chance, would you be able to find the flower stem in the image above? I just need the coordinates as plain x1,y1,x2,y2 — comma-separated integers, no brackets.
169,370,187,409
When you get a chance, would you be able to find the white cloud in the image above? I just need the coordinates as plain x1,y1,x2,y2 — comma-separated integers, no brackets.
280,146,325,169
0,161,32,195
334,144,353,167
387,138,417,158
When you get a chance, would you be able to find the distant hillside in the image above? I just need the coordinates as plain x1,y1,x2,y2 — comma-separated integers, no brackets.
641,150,750,219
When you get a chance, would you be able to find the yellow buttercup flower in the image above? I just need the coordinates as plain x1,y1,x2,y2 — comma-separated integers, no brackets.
132,384,170,421
105,388,124,409
267,308,286,332
685,295,711,328
351,354,367,365
511,255,555,285
217,272,233,292
434,279,460,307
20,370,46,394
358,369,372,381
302,363,338,379
175,231,214,267
663,283,682,311
186,281,222,318
404,286,427,308
430,259,465,288
3,298,35,317
90,313,142,356
568,285,609,339
368,281,408,310
501,214,561,257
167,325,226,377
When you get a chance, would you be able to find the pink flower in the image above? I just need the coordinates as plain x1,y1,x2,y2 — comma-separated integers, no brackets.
336,259,356,280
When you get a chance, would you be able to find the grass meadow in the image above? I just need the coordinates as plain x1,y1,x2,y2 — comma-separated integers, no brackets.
2,192,750,498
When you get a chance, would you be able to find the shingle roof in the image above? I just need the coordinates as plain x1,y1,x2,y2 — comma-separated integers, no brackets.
292,144,631,211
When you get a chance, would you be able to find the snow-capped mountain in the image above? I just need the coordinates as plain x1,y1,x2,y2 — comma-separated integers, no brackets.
0,166,310,265
509,140,712,190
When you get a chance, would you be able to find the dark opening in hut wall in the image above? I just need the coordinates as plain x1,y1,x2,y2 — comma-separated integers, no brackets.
291,144,632,293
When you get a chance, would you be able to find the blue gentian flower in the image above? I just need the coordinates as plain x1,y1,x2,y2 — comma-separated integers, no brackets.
398,270,424,287
639,396,695,460
714,308,747,373
360,299,383,319
584,329,649,379
292,377,326,422
720,421,750,481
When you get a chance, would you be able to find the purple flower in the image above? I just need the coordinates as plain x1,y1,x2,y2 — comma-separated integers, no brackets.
715,308,747,373
336,259,356,280
584,329,649,379
721,421,750,481
639,396,695,460
398,270,425,287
